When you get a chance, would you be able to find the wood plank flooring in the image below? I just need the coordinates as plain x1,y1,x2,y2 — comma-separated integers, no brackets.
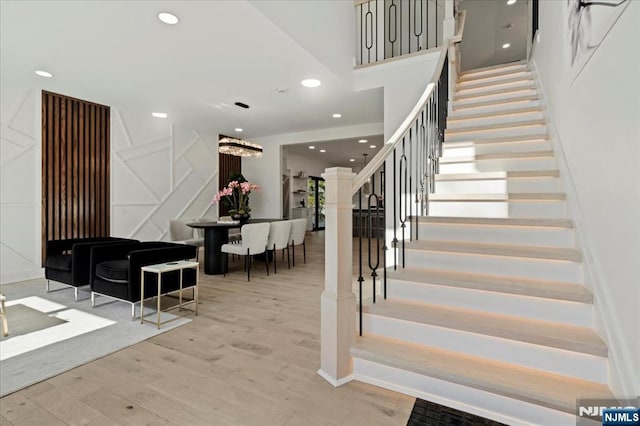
0,232,414,425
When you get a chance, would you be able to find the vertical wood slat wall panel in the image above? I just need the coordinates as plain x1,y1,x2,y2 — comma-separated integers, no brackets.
218,151,242,216
41,91,110,263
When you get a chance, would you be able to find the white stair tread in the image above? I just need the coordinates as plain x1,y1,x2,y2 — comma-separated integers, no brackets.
414,215,572,228
405,239,581,262
440,150,554,163
435,170,560,181
454,94,539,110
387,266,591,303
455,83,537,101
448,106,543,122
456,75,534,91
429,193,566,201
443,134,549,146
351,335,613,414
362,300,606,356
445,119,546,135
459,62,529,81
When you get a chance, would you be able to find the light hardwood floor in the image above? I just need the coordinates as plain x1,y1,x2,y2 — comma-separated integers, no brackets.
0,232,414,426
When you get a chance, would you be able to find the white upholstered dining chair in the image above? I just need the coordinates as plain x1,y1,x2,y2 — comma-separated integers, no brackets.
220,222,270,281
266,220,292,273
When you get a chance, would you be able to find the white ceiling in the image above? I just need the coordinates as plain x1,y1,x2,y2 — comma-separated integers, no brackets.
458,0,529,71
284,134,385,168
0,0,383,141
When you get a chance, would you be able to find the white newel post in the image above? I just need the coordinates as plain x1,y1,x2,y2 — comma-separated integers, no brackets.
318,167,356,387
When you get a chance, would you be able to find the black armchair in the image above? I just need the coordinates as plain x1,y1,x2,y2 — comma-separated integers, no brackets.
89,241,198,317
44,237,137,300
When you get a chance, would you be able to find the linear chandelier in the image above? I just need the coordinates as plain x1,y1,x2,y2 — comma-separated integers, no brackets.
218,135,263,158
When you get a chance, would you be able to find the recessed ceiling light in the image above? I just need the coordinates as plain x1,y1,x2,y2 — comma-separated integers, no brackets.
358,139,368,144
332,113,342,118
35,70,53,78
349,158,355,162
369,145,377,149
320,149,326,153
235,128,243,132
309,146,315,150
158,12,179,25
301,78,321,88
507,0,516,5
152,112,167,118
502,43,511,49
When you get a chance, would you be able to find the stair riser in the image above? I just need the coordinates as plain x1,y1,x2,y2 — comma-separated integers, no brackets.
404,249,581,281
417,222,574,246
352,358,582,425
361,315,606,383
446,126,547,142
454,99,541,116
434,177,563,193
447,111,544,130
458,71,533,87
460,65,530,81
456,81,536,98
442,140,552,155
439,158,557,173
427,200,568,218
454,90,538,108
387,280,592,327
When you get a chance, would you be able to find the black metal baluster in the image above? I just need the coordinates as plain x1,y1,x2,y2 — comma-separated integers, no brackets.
400,138,408,268
366,2,373,64
408,128,413,241
435,0,438,46
414,0,423,50
358,187,364,336
368,176,380,304
360,4,364,65
389,1,397,59
382,164,387,299
392,148,398,270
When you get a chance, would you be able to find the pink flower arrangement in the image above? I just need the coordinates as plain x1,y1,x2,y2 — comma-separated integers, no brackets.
213,180,261,216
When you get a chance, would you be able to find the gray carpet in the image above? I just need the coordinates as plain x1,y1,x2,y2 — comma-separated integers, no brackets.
0,278,192,396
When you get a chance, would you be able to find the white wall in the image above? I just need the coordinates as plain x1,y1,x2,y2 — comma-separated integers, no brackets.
532,1,639,397
110,108,219,241
354,49,441,141
1,89,41,284
243,122,383,220
0,89,219,284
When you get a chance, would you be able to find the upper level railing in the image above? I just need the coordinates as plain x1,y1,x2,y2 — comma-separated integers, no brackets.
355,0,446,66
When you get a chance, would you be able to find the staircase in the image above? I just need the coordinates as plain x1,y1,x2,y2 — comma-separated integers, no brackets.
350,61,613,425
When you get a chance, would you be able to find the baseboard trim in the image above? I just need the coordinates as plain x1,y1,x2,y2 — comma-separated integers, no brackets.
1,268,43,285
317,369,353,387
529,57,639,398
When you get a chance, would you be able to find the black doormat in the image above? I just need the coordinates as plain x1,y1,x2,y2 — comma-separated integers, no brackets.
407,398,508,426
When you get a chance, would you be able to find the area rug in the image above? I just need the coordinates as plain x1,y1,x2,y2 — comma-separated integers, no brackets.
407,398,507,425
0,278,192,396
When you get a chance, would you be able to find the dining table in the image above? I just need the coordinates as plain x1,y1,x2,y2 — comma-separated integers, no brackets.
187,218,278,275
